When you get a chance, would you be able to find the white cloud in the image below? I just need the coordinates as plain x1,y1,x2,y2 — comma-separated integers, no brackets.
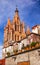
0,46,3,48
0,0,37,26
0,45,3,59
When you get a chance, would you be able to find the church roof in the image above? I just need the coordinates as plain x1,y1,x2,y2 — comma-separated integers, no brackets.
32,25,40,29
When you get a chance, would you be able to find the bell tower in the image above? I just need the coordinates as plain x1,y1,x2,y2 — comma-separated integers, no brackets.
3,7,26,47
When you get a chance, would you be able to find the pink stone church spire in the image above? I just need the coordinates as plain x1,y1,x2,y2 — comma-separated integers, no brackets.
13,6,20,24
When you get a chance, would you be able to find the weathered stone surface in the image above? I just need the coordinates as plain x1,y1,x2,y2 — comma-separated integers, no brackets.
5,49,40,65
29,49,40,65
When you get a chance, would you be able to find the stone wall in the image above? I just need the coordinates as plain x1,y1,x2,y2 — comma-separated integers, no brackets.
29,49,40,65
5,48,40,65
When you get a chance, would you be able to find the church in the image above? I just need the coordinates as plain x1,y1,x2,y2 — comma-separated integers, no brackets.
3,7,29,48
2,8,40,65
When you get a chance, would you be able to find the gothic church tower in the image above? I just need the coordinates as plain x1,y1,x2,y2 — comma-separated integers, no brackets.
3,8,26,48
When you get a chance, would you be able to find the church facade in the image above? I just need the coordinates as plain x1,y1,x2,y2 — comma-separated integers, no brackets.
4,8,27,48
2,8,40,65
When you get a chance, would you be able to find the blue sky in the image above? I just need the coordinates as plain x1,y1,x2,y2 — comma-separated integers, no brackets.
0,0,40,59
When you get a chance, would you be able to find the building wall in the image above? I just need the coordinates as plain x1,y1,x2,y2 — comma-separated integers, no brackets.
32,25,40,34
5,49,40,65
32,28,38,34
0,59,5,65
27,33,40,43
29,49,40,65
2,33,40,59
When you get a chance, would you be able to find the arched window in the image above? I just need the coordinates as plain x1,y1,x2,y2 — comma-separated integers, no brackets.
15,23,16,31
17,36,19,41
17,25,19,31
15,35,16,41
20,24,22,32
